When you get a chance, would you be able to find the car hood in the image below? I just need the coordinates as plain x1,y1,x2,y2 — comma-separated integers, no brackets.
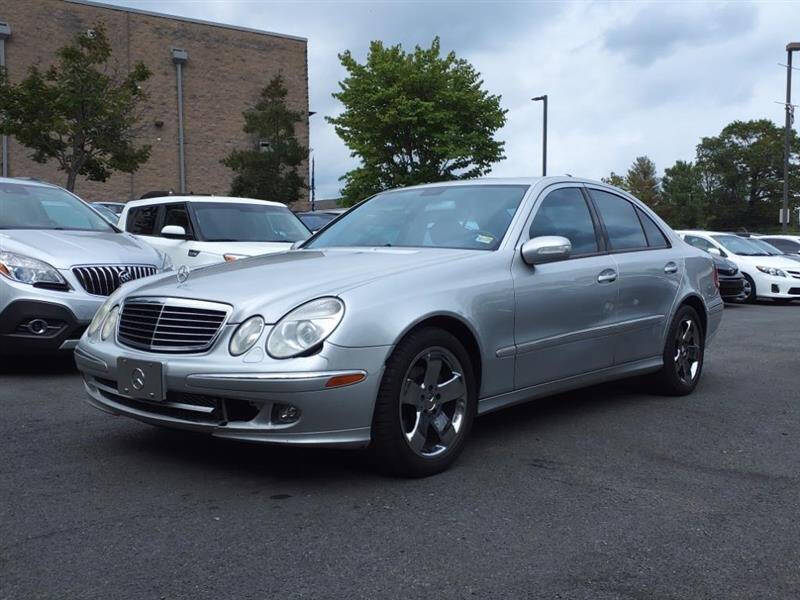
0,229,162,269
734,254,800,270
126,247,480,323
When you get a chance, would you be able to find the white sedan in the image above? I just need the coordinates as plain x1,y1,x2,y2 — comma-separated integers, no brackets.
119,196,311,269
678,230,800,304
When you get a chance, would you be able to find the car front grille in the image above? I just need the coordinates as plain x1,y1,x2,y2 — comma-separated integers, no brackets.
73,265,158,296
117,297,230,353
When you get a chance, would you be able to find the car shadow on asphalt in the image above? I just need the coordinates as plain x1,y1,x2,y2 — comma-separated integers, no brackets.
0,353,77,376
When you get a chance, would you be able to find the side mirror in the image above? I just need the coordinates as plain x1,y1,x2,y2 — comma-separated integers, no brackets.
707,247,722,257
521,235,571,266
161,225,187,240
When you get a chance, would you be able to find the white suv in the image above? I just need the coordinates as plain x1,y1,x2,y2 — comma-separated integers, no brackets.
678,230,800,304
119,196,311,269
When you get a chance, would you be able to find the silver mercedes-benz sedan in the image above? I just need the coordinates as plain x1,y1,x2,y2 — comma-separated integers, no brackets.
75,177,723,476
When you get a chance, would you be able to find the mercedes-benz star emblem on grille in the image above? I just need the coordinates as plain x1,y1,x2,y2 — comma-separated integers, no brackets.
176,265,189,285
118,268,132,283
131,368,146,391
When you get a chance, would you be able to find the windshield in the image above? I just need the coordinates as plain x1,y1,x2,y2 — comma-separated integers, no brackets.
711,235,769,256
306,185,528,251
191,202,310,243
0,182,115,232
747,238,782,255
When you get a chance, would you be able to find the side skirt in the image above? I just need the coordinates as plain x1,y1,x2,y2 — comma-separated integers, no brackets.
477,356,663,416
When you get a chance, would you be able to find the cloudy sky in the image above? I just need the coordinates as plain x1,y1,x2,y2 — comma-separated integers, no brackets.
103,0,798,199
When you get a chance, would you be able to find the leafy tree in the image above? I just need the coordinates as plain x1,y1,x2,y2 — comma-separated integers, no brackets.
328,37,507,205
696,119,800,229
222,74,307,204
660,160,708,228
601,172,627,189
624,156,660,208
0,23,151,192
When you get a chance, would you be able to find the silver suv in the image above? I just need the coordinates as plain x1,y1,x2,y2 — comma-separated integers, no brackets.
0,178,170,354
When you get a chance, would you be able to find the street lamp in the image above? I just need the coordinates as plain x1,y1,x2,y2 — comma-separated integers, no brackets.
532,95,547,177
782,43,800,231
0,20,11,178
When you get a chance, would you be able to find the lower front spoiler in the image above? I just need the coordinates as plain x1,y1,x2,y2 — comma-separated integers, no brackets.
83,381,372,448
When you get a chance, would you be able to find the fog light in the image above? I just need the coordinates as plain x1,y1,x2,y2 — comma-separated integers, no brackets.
27,319,49,335
272,403,301,424
772,284,780,294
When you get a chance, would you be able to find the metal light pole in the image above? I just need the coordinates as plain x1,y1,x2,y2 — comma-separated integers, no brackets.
783,43,800,232
171,48,188,194
532,95,547,176
0,21,11,178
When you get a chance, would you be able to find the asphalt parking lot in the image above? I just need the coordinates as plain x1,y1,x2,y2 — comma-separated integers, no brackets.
2,302,799,600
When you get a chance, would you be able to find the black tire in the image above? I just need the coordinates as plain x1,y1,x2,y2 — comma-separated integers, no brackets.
742,274,756,304
650,305,705,396
370,327,477,477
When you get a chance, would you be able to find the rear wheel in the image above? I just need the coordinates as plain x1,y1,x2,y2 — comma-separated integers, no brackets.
650,305,704,396
741,274,756,304
370,327,477,477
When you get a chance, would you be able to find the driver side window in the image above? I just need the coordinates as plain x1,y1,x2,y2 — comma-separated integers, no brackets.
529,188,599,256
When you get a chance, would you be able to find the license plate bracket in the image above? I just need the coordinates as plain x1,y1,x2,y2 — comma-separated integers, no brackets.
117,357,165,401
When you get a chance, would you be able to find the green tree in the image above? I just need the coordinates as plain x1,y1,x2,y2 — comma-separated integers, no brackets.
0,23,151,192
696,119,800,229
222,74,307,204
601,171,627,189
328,37,507,205
624,156,660,208
660,160,708,228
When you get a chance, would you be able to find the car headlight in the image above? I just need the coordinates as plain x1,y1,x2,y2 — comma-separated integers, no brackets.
101,306,119,341
229,315,265,356
87,297,115,339
0,251,66,286
267,297,344,359
756,266,787,277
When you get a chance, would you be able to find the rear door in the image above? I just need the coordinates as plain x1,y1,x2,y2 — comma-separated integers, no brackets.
586,187,682,364
512,184,619,389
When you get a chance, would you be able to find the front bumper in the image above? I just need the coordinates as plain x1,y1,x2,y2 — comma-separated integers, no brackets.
718,274,745,302
749,270,800,299
75,334,391,448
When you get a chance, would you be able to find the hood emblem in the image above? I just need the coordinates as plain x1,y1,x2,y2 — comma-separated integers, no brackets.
176,265,189,285
118,268,132,283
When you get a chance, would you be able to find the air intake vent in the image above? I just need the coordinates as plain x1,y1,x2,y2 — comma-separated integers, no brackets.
117,297,230,353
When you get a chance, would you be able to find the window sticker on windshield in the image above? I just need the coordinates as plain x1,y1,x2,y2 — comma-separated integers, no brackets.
476,234,494,244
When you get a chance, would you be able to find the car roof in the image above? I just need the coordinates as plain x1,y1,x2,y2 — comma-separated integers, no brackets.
0,176,60,189
124,195,286,209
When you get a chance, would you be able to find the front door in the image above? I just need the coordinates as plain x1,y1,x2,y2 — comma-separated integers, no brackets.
512,185,619,389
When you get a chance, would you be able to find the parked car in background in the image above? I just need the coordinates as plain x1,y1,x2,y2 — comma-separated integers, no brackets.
679,230,800,304
756,235,800,256
712,255,746,302
89,203,120,224
93,202,125,216
294,211,340,233
0,178,169,354
76,177,722,476
119,196,311,269
743,236,800,264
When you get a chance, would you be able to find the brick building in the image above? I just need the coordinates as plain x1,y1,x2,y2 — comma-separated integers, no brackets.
0,0,309,206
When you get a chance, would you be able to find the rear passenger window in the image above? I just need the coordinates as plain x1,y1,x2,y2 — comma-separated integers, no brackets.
636,207,669,248
126,206,158,235
589,190,647,251
529,188,598,256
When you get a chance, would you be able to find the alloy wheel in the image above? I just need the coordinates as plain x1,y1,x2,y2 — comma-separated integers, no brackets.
674,318,701,385
399,347,468,458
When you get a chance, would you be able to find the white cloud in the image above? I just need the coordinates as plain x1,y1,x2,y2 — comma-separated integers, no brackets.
106,0,800,198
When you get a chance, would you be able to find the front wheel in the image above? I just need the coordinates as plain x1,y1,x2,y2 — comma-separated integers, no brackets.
650,305,705,396
370,327,477,477
741,274,756,304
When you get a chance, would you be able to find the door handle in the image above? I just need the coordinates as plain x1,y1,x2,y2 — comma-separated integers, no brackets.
188,249,200,257
597,269,617,283
664,262,678,274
